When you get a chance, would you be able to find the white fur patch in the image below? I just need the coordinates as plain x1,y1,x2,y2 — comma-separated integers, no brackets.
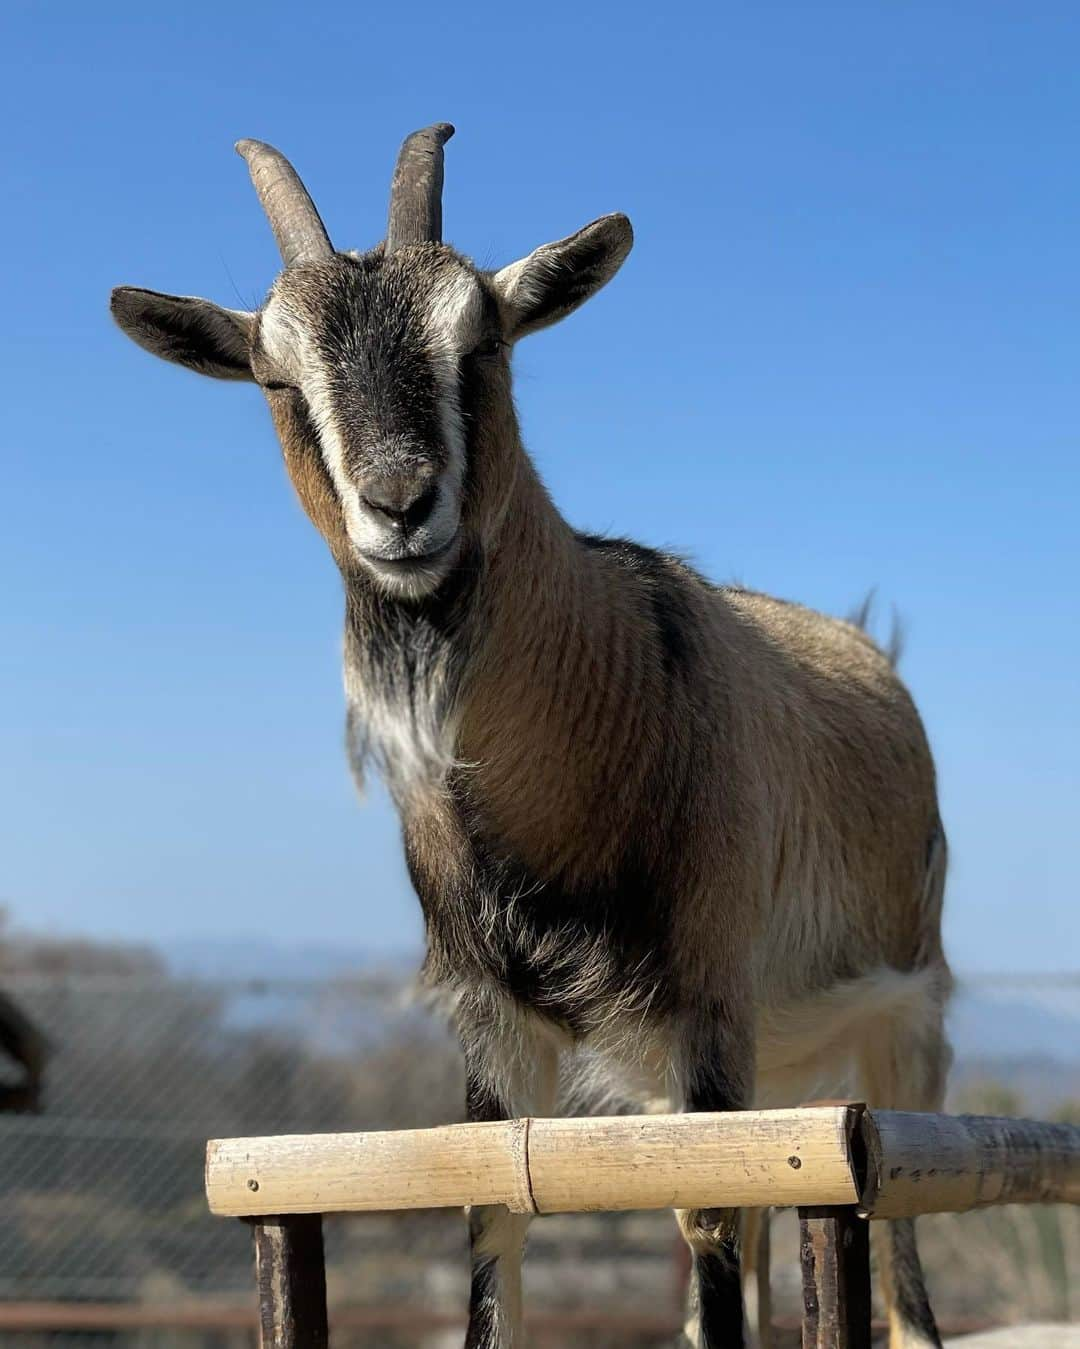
422,266,481,500
344,651,459,804
260,293,362,525
258,299,310,387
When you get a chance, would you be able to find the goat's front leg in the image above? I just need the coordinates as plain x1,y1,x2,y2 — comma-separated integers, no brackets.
673,1002,755,1349
460,1012,558,1349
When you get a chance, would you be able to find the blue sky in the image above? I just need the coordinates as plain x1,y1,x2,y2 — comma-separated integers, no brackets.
1,2,1077,972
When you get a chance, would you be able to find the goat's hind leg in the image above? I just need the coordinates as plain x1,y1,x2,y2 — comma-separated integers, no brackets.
460,1011,558,1349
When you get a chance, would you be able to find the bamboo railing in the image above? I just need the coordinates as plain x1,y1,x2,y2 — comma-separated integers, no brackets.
205,1104,1080,1348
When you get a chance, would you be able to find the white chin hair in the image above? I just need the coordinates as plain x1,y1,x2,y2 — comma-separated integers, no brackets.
363,548,457,599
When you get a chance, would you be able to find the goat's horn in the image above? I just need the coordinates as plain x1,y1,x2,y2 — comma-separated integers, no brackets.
235,139,334,267
386,123,455,253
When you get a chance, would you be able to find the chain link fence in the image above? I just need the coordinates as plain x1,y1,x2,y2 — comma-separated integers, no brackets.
0,967,1077,1344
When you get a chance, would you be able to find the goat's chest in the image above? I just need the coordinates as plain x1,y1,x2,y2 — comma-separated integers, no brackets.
403,803,674,1037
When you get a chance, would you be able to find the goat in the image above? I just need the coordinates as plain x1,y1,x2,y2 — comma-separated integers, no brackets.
111,124,952,1348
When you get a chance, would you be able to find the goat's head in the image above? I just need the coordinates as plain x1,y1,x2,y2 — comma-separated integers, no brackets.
111,126,632,599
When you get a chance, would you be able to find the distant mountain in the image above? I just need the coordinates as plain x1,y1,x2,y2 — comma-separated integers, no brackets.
948,983,1080,1063
165,935,421,982
944,982,1080,1112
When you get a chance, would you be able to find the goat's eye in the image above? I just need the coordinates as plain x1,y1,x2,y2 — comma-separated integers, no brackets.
471,336,504,359
262,380,298,394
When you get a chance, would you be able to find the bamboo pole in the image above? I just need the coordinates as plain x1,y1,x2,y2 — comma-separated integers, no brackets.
859,1111,1080,1219
206,1108,860,1218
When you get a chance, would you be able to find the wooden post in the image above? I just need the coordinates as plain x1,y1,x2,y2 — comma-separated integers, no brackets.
797,1206,871,1349
249,1215,328,1349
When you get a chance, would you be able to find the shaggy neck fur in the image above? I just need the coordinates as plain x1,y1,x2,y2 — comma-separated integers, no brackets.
458,464,677,881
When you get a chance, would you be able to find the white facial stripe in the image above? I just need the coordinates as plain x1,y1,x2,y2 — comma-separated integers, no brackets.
427,268,484,351
423,270,482,509
261,297,355,507
305,369,352,502
258,301,307,384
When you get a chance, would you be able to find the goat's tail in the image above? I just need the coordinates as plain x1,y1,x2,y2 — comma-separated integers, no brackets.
847,588,905,668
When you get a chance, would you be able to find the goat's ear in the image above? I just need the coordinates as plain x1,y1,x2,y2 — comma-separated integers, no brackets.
110,287,256,381
491,213,633,341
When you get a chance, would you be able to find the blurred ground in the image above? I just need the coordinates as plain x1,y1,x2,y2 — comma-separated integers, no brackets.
947,1329,1080,1347
0,924,1075,1345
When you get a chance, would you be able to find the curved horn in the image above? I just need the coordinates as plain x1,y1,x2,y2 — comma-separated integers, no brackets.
235,139,333,267
386,123,455,253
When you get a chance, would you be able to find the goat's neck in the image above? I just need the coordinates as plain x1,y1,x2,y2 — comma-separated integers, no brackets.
457,457,649,880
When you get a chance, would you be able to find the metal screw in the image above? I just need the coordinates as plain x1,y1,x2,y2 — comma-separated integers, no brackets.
787,1154,802,1169
247,1178,260,1192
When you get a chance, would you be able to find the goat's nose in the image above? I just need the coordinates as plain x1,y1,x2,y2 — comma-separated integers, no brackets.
360,477,440,532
